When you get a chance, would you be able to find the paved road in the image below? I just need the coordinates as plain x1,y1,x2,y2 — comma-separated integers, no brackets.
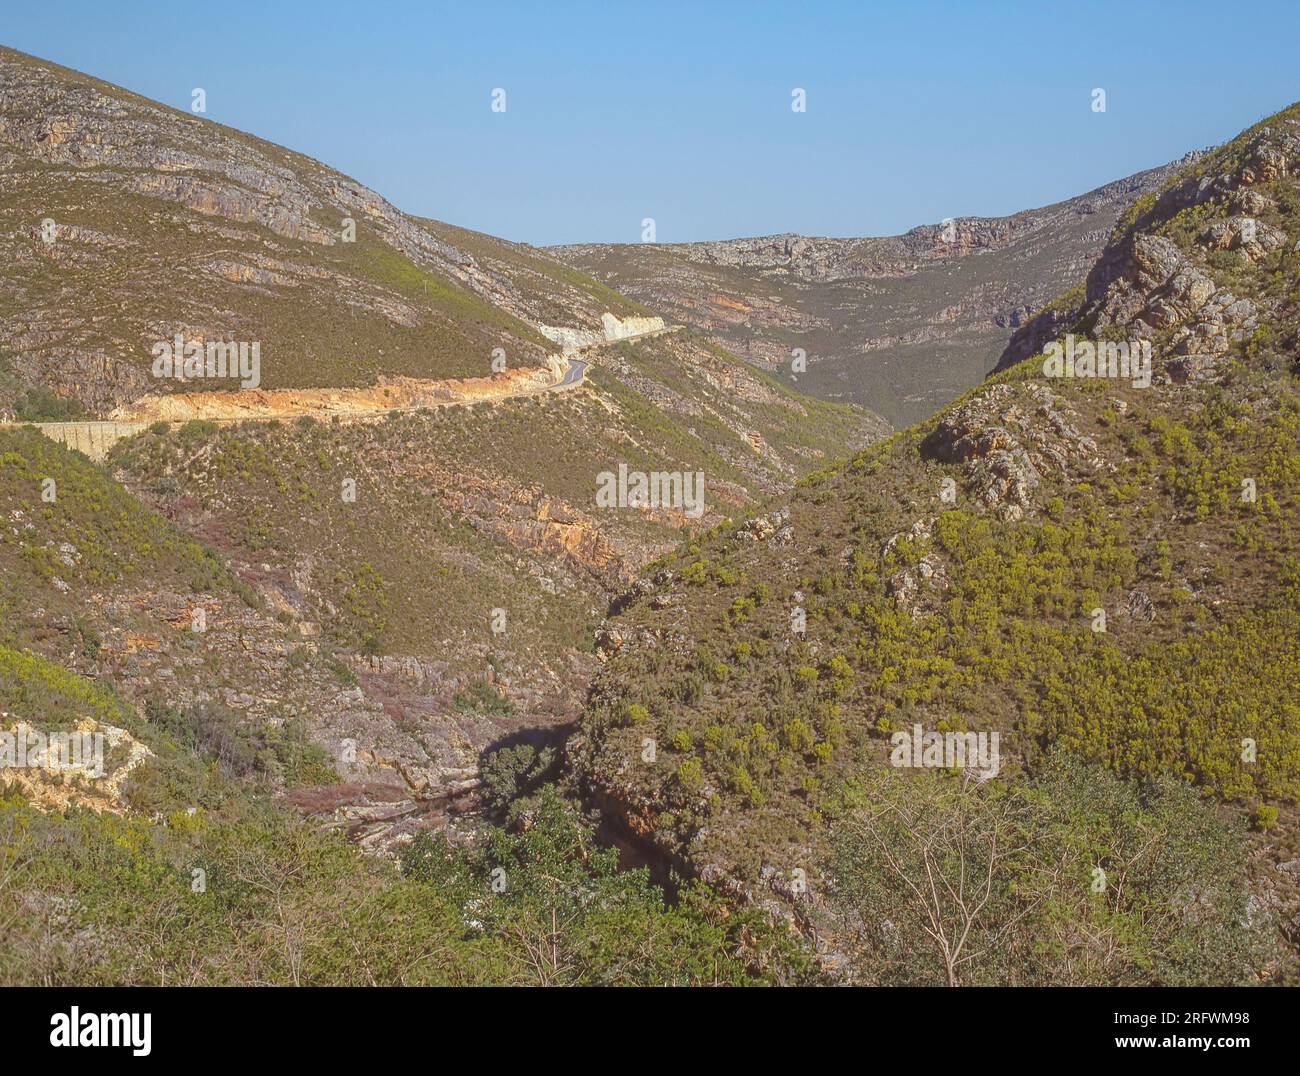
557,358,587,388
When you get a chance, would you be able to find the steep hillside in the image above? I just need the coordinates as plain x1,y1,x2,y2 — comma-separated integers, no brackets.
98,327,875,841
569,106,1300,980
419,217,652,327
0,45,690,413
554,159,1193,428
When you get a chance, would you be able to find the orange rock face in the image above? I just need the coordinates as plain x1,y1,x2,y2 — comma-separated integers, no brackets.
110,356,569,423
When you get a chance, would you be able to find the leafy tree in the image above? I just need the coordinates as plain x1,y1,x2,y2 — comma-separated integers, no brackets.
480,742,558,819
401,786,813,985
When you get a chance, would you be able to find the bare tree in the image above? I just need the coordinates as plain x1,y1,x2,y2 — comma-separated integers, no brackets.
832,771,1043,985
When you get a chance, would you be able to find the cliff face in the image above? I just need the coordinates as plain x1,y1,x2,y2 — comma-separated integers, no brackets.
553,159,1197,428
539,314,668,350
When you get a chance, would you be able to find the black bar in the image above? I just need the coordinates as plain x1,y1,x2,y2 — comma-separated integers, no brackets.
2,985,1291,1061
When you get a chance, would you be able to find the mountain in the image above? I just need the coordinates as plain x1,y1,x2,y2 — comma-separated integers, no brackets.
0,45,884,856
553,159,1195,429
568,104,1300,982
1,44,786,415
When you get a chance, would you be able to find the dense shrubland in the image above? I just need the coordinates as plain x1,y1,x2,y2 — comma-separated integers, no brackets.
0,781,810,985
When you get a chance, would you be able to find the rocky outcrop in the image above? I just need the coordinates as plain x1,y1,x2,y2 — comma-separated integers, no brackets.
1080,232,1262,360
921,383,1107,520
0,718,153,814
1058,124,1300,391
444,490,636,585
882,519,950,617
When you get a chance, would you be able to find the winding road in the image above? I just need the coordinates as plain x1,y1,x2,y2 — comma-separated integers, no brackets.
2,317,684,461
0,356,592,461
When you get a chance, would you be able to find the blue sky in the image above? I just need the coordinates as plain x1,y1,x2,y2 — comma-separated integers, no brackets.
5,0,1298,245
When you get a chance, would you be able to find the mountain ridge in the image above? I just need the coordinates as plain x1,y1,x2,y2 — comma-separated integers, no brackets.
0,45,684,417
552,155,1198,428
